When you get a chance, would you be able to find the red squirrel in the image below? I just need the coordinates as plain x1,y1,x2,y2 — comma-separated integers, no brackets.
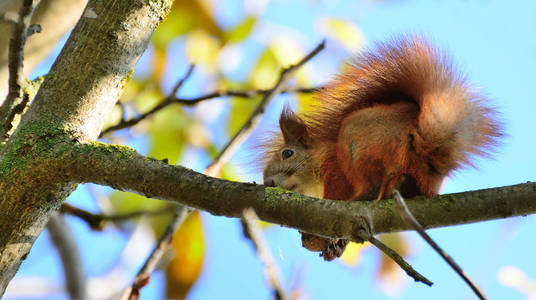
262,36,501,261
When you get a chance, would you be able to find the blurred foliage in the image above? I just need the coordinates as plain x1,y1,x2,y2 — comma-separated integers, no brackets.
166,211,205,300
148,105,191,165
224,16,257,44
340,233,410,291
319,17,365,52
378,233,410,284
152,0,223,51
97,1,410,298
340,241,369,267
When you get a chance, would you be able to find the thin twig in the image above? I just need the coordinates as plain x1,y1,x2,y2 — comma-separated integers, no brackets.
119,43,324,299
241,208,288,300
60,203,176,231
119,66,197,300
119,205,191,300
392,190,488,299
174,86,319,105
367,235,433,286
0,0,41,142
100,86,319,137
205,40,325,176
170,64,195,97
99,64,193,137
47,213,88,300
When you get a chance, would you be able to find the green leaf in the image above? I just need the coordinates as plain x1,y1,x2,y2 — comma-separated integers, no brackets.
148,106,190,165
249,47,279,89
224,16,257,44
108,191,165,213
226,96,261,138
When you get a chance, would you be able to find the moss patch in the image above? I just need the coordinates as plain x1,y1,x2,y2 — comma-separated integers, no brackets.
263,186,306,208
71,142,137,160
0,120,72,178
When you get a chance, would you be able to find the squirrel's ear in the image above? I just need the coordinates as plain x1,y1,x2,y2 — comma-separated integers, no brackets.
279,106,312,147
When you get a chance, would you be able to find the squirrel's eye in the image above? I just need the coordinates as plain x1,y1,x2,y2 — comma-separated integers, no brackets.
282,149,294,160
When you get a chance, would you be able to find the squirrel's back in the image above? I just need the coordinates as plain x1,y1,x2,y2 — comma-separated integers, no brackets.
302,36,501,199
263,36,501,201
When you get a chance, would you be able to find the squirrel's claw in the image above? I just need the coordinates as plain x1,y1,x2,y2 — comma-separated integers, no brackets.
375,171,400,202
321,239,349,261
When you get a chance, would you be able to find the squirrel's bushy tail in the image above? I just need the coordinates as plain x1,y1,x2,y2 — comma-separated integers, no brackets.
306,36,501,174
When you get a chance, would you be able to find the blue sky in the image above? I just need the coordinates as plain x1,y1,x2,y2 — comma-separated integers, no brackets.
6,1,536,299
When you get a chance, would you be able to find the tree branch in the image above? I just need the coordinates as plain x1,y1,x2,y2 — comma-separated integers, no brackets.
117,42,325,298
205,40,325,176
367,236,432,286
47,213,87,300
242,208,289,300
0,0,40,142
119,206,191,300
60,203,176,230
99,64,196,137
100,86,320,137
393,190,487,299
65,142,536,241
118,64,198,300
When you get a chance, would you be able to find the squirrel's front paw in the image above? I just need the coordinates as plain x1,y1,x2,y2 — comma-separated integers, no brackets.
320,239,349,261
300,232,348,261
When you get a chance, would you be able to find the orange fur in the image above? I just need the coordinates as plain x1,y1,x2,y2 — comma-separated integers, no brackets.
262,36,501,260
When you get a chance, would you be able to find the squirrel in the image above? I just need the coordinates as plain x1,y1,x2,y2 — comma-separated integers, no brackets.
262,36,501,261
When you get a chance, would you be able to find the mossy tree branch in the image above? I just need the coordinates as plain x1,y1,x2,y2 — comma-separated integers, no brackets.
63,141,536,240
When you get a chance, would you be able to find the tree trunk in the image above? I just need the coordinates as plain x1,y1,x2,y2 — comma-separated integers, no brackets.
0,0,173,294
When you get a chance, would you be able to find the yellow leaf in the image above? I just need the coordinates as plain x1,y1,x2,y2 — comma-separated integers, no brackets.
270,36,305,67
166,211,205,300
133,89,163,115
152,0,224,50
377,233,410,283
270,36,315,86
319,18,365,52
185,30,221,67
250,48,279,89
224,16,257,44
340,241,368,267
152,48,167,83
148,105,190,165
186,122,211,148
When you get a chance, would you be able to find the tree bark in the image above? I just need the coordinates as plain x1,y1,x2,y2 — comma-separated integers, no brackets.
0,0,173,295
61,142,536,239
0,0,88,103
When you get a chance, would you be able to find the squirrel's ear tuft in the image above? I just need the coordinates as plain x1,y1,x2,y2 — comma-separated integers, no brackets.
279,105,312,147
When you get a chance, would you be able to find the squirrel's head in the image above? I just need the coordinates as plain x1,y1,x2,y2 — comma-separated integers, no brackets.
262,107,324,198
